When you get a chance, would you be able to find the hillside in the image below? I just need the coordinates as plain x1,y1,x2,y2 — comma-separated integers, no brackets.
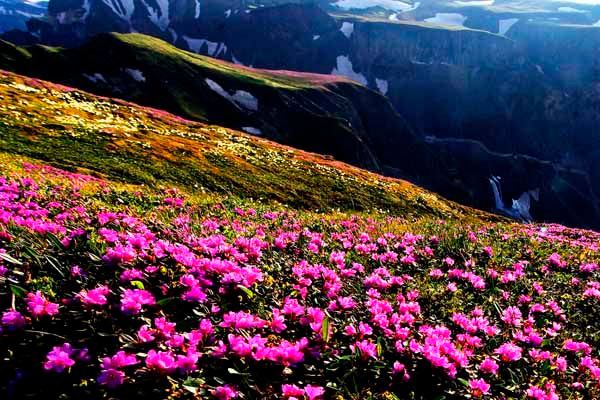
0,69,474,219
0,70,599,399
0,32,422,175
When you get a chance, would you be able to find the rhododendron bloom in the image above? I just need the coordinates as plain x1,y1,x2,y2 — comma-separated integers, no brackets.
304,385,325,400
282,384,304,398
563,339,591,355
145,350,176,373
212,384,239,399
26,291,59,317
501,306,522,327
97,369,125,389
495,343,522,362
219,311,267,330
101,351,137,369
479,358,499,375
469,378,490,397
1,309,26,329
77,285,110,307
44,343,76,372
120,289,155,314
352,339,378,360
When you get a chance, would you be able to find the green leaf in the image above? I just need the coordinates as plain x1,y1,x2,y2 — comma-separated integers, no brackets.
156,297,175,306
322,316,330,343
45,255,66,277
0,252,22,265
458,378,469,387
130,280,145,290
183,385,198,394
236,284,254,298
10,284,27,298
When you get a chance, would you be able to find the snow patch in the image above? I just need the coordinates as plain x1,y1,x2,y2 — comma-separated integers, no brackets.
424,13,467,27
313,35,320,40
183,36,223,56
125,68,145,82
453,0,494,6
333,0,419,12
231,53,244,66
375,78,389,95
194,0,200,18
232,90,258,111
340,22,354,38
556,0,600,5
225,9,231,18
242,127,262,135
558,6,585,12
81,0,91,20
331,55,368,86
205,78,259,111
498,18,518,35
83,73,106,84
142,0,169,30
169,28,177,43
101,0,135,21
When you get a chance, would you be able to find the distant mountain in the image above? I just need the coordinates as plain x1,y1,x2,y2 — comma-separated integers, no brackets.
1,32,598,229
18,0,600,45
0,0,45,32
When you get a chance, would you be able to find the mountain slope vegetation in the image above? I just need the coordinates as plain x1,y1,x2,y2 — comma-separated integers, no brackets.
0,69,468,219
0,68,599,400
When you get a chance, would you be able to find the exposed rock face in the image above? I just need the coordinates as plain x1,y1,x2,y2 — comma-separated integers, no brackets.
0,0,46,33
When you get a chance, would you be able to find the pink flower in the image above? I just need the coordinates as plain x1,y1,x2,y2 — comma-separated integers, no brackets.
495,343,522,362
547,253,565,268
119,289,155,315
211,384,238,399
501,306,522,327
97,369,125,389
469,378,490,397
282,298,305,319
304,385,325,400
479,358,499,375
101,351,137,369
44,343,75,372
1,310,26,330
176,352,199,373
444,257,455,266
351,339,378,360
145,350,176,374
282,384,304,398
26,291,59,317
219,311,267,330
77,285,110,307
563,339,591,355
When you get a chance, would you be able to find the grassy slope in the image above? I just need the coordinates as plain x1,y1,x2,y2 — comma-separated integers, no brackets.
0,33,358,127
0,32,353,91
111,33,350,88
0,69,490,222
